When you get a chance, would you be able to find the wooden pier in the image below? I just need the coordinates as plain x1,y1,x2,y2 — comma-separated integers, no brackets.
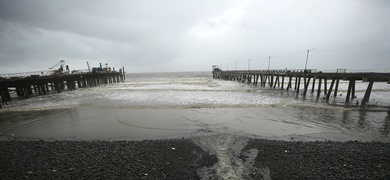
212,67,390,106
0,71,125,109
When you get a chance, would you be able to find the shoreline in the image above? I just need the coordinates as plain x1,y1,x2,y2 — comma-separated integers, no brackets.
1,136,390,179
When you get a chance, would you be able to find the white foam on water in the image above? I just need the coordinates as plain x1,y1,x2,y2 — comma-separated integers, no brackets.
193,134,270,180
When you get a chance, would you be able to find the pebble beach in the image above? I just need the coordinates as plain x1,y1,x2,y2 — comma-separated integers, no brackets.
1,137,390,179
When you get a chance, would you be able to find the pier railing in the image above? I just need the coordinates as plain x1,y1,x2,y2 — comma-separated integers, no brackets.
0,69,93,78
0,70,53,78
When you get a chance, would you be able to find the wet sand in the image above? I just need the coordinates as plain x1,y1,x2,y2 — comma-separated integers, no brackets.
1,137,390,179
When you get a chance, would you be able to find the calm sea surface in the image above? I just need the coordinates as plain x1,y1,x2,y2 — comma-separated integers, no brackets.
0,71,389,141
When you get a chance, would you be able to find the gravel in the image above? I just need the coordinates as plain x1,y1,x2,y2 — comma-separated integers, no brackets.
1,138,390,179
242,139,390,180
0,139,217,179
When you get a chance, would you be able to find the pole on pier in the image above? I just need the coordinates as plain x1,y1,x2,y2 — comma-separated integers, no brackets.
268,56,271,71
305,48,315,70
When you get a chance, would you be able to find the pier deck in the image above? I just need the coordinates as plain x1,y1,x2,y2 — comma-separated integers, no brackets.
212,69,390,106
0,71,125,109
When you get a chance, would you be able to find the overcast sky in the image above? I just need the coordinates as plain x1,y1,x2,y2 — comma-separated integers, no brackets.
0,0,389,74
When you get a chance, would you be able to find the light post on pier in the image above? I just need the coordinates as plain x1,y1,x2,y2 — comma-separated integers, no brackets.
268,56,272,71
236,61,237,70
248,59,250,70
305,48,315,70
227,63,228,71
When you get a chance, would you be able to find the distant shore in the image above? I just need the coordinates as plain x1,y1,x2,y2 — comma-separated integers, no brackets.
1,137,389,179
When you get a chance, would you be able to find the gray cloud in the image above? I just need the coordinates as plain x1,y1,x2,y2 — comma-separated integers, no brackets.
1,0,390,74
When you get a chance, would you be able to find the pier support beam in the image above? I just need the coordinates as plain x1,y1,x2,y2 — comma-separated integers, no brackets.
273,75,279,89
317,78,322,99
351,80,356,99
255,75,259,86
287,76,292,91
361,81,374,106
345,79,355,103
303,77,311,96
311,78,316,94
0,87,11,103
294,77,298,90
334,79,340,97
0,89,9,107
326,79,336,100
323,78,328,95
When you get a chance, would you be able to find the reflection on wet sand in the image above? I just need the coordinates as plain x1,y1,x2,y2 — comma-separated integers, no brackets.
342,110,349,125
358,110,367,129
341,107,390,137
381,109,390,136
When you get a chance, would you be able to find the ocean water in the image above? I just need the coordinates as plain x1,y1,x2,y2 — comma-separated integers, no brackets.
0,71,389,142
